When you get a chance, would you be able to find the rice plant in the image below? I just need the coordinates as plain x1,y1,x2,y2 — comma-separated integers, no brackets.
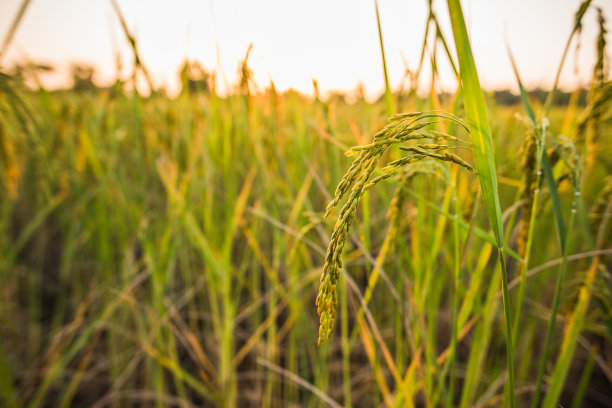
0,0,610,407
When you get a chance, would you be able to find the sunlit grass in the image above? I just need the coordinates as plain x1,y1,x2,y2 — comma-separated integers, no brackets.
0,0,611,407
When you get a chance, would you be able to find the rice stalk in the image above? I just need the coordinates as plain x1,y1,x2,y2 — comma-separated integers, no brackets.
317,112,472,346
110,0,154,92
0,0,33,60
533,8,608,406
543,0,592,115
374,0,394,116
516,127,537,259
446,0,515,405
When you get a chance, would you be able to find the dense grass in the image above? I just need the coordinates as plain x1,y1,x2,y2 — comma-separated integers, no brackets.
1,1,611,407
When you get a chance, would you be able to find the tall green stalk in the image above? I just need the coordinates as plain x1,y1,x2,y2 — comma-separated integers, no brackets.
446,1,515,406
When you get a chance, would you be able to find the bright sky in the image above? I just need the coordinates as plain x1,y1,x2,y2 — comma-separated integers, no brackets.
1,0,610,99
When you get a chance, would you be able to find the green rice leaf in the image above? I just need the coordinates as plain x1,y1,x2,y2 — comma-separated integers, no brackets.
446,1,515,406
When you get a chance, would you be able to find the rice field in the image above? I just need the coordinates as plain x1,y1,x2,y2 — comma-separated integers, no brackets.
0,0,611,407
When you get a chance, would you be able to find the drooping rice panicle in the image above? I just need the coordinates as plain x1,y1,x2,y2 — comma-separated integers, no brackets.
317,111,475,345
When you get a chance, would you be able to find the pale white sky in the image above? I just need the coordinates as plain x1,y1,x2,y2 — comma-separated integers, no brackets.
0,0,610,99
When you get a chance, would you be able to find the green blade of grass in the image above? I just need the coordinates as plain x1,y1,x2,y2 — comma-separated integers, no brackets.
506,46,536,125
541,246,596,408
542,153,567,248
413,11,432,93
446,2,503,245
506,46,541,344
506,43,577,408
446,1,514,406
541,181,608,408
507,8,599,407
435,26,459,79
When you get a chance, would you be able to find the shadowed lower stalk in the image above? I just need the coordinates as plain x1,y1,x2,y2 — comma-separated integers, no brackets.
569,347,597,408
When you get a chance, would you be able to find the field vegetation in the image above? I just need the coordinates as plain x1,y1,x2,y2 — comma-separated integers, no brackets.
0,0,611,407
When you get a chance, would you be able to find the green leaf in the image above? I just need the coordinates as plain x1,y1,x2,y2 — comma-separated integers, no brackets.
446,1,515,406
446,1,503,248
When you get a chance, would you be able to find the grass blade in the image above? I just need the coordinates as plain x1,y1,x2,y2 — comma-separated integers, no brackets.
446,1,515,406
507,42,580,408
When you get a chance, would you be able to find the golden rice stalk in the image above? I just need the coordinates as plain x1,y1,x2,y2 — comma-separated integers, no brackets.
575,10,609,169
593,7,608,86
517,128,537,258
0,123,20,199
317,111,473,345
